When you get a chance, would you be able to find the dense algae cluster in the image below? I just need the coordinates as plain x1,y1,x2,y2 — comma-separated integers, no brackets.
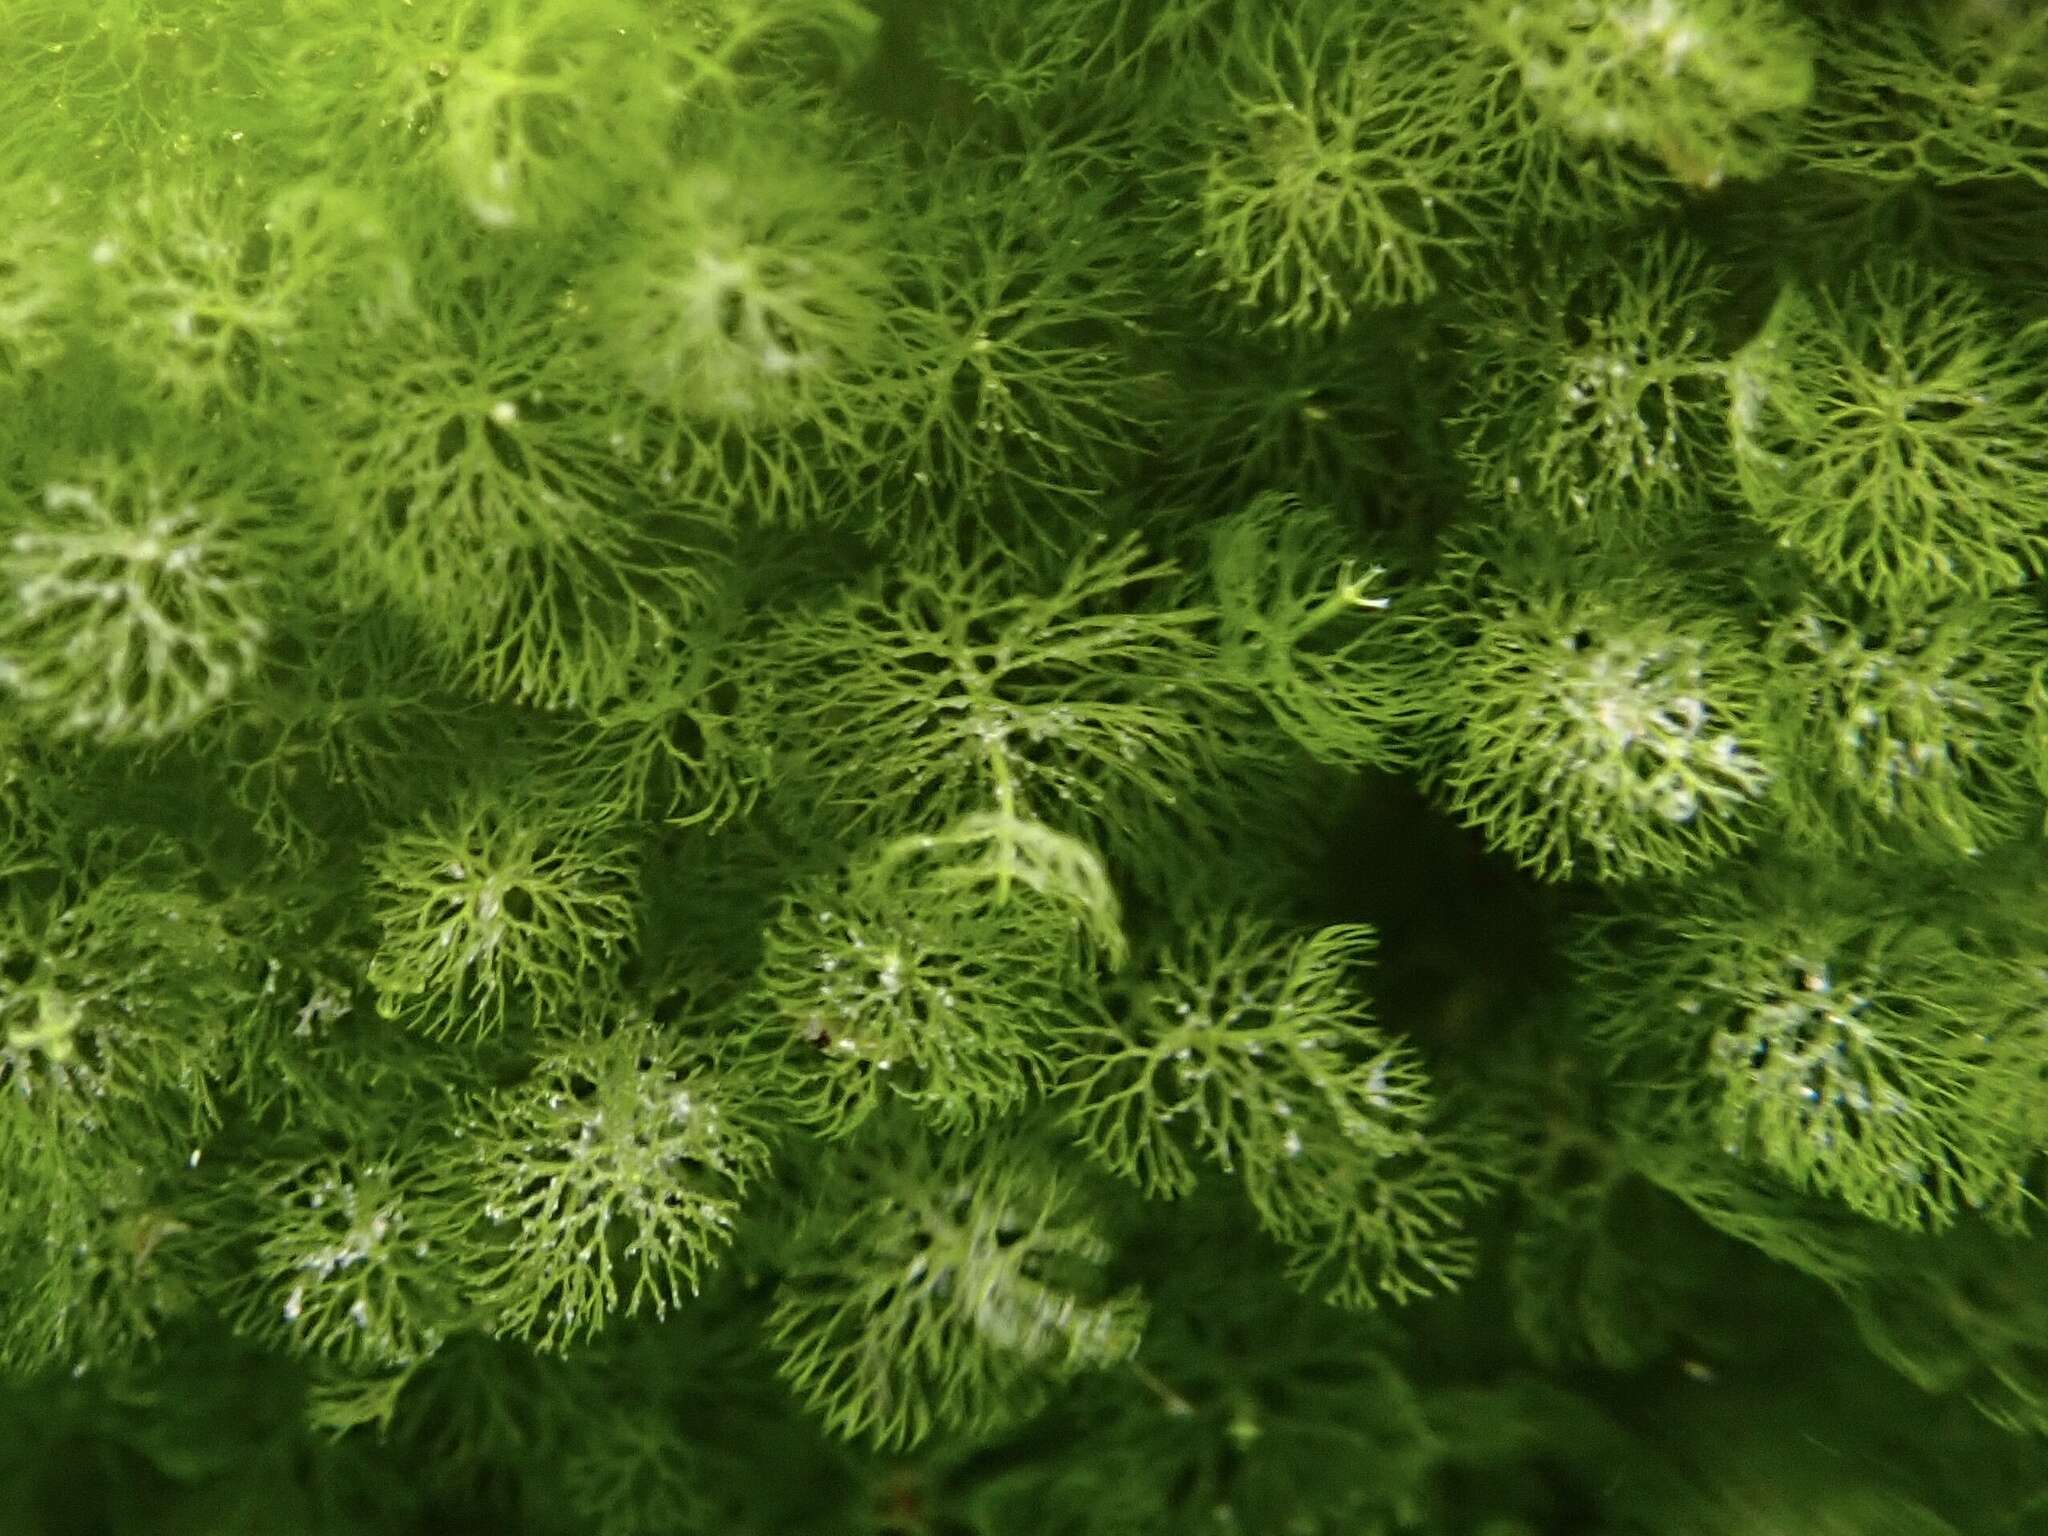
3,2,2048,1533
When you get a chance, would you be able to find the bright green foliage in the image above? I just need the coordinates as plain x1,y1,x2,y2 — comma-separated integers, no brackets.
1470,0,1814,189
859,808,1132,965
762,534,1219,841
877,144,1152,527
1060,919,1397,1193
1579,863,2032,1231
6,1,2048,1529
1269,1112,1491,1310
1796,1,2048,186
231,1154,461,1373
0,866,241,1144
562,641,768,835
0,0,291,189
1762,593,2047,859
1061,918,1479,1307
769,1128,1146,1449
590,107,893,426
0,446,279,743
456,1021,771,1351
1183,0,1484,330
584,101,904,525
365,785,638,1038
88,171,413,415
1457,234,1731,531
275,0,671,232
1208,491,1413,769
651,0,881,104
1416,542,1776,882
544,533,813,835
1728,261,2048,604
316,245,718,707
744,856,1074,1135
0,175,86,385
